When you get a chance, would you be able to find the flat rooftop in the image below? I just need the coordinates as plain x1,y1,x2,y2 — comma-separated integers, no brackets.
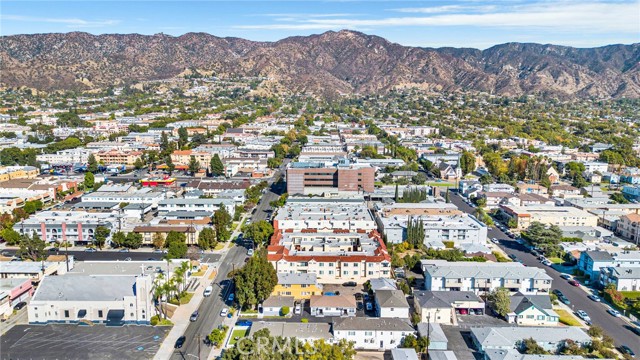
33,275,140,301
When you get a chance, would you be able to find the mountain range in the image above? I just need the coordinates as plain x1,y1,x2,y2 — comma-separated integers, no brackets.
1,30,639,99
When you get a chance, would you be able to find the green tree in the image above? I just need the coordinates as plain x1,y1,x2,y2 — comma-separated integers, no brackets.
460,150,476,175
94,226,110,250
213,204,232,242
522,338,548,355
125,232,143,249
111,231,127,248
152,233,165,249
134,157,144,170
188,156,200,174
87,153,98,173
479,174,493,185
177,127,188,148
412,173,427,185
17,233,46,261
243,220,274,247
165,231,187,259
165,156,175,175
1,228,21,245
210,154,224,177
198,227,217,250
488,287,511,317
23,201,37,215
84,172,95,190
400,334,429,353
234,253,278,309
610,192,630,204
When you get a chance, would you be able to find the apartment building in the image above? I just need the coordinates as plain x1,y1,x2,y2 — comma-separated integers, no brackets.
36,149,92,166
578,250,640,279
332,317,415,350
421,260,552,295
170,150,213,169
132,225,199,246
93,149,143,166
618,213,640,244
287,161,375,195
14,211,116,246
271,273,323,300
0,166,39,181
374,202,487,247
157,198,235,217
498,205,599,230
274,197,377,233
599,266,640,291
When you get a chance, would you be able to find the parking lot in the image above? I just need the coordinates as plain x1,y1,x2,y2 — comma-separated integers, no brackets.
1,324,169,360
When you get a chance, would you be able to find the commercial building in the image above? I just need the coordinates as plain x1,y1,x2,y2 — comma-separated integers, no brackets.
28,274,154,325
286,160,375,195
0,166,39,181
498,205,599,230
0,278,33,319
422,260,552,295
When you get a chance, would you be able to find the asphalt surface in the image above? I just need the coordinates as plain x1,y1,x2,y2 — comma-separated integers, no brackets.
169,168,286,360
448,192,640,355
1,249,222,263
1,324,168,360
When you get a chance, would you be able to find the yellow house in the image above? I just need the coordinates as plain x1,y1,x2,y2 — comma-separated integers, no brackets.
271,273,323,300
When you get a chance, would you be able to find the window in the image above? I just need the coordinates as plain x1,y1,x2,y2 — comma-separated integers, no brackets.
64,310,69,318
353,271,358,275
98,310,103,318
365,331,373,336
343,271,349,275
348,331,356,336
526,315,534,319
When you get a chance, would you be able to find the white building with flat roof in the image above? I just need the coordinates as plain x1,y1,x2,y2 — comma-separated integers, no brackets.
28,274,154,325
499,205,599,230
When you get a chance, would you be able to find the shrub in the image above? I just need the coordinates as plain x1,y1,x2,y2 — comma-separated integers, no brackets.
281,306,290,316
301,318,308,323
150,315,159,326
443,241,454,249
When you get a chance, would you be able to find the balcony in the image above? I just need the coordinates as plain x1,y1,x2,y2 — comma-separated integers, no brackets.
503,279,522,287
445,278,463,287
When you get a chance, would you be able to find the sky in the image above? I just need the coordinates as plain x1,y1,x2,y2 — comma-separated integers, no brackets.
1,0,639,49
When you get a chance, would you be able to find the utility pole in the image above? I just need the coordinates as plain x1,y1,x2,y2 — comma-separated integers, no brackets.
426,313,430,359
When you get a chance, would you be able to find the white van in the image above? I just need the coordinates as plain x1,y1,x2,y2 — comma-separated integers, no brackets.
203,286,213,297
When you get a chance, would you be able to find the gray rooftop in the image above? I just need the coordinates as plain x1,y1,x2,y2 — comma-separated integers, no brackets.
369,277,398,292
262,295,294,308
584,250,614,262
471,327,590,349
390,348,419,360
375,289,409,308
33,275,140,301
277,273,318,286
421,260,552,281
484,349,590,360
416,322,448,344
427,351,458,360
413,291,483,309
509,293,555,316
333,317,414,332
249,321,332,341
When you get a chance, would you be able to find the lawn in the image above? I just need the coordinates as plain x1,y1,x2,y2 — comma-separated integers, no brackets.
555,309,581,326
228,328,249,345
213,243,226,251
621,291,640,299
426,181,454,187
548,257,563,264
179,292,194,305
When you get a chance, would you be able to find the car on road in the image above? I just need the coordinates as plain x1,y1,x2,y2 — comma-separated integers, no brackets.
13,301,27,310
490,238,499,244
587,295,601,302
342,281,357,287
568,280,580,287
119,248,129,252
174,336,186,349
508,254,518,261
84,248,97,252
559,296,571,305
203,286,213,297
542,259,552,266
630,326,640,336
220,308,229,317
560,274,572,280
575,310,591,322
552,289,563,296
607,309,622,317
190,310,199,321
620,345,636,357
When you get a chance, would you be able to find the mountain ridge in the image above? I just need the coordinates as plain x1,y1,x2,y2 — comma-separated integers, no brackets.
1,30,639,99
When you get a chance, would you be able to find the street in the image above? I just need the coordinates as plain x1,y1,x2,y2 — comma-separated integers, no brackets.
167,168,286,360
0,248,222,263
448,192,640,355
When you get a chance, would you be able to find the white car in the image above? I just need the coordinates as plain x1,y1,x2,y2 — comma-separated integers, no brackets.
542,260,552,266
220,308,229,317
607,309,621,317
203,286,213,297
576,310,591,322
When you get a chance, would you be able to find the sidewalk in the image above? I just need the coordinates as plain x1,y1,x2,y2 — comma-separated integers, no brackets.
207,312,239,360
153,265,215,360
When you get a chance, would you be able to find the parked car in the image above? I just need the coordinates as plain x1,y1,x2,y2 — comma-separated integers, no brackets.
342,281,357,287
84,248,97,252
294,303,301,315
190,310,199,322
542,259,552,266
119,248,129,252
13,301,27,311
220,308,229,317
559,274,572,280
508,254,518,260
355,293,363,301
576,310,591,322
587,295,601,302
490,238,499,244
568,280,580,287
458,308,469,315
247,249,254,256
203,337,212,347
175,336,186,349
559,296,571,305
620,345,636,357
203,286,213,297
607,309,622,317
124,257,132,261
